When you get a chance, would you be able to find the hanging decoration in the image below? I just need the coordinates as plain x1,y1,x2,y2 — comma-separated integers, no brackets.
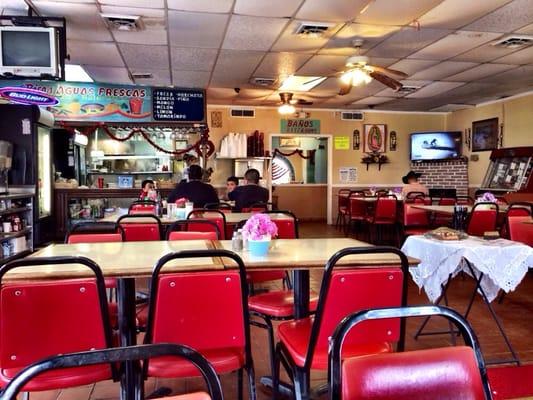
389,131,397,151
273,148,316,164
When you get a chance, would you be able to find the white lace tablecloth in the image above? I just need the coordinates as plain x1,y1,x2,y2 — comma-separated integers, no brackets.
402,235,533,303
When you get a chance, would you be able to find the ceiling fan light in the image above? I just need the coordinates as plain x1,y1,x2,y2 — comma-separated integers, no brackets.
278,104,296,115
340,71,353,85
351,68,372,86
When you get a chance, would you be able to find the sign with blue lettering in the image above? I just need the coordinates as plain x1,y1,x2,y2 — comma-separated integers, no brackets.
152,88,206,123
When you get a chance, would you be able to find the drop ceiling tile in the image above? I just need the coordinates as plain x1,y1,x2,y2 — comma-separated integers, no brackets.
310,77,343,92
476,65,533,84
416,0,513,29
119,44,168,69
211,50,265,87
1,0,29,13
32,2,112,41
410,61,478,80
387,59,439,76
132,69,170,86
172,70,210,88
68,41,124,67
465,0,533,33
320,23,400,56
271,20,341,52
452,42,520,62
439,82,496,101
408,31,501,60
170,48,218,72
351,96,395,106
295,0,368,22
354,0,443,26
493,46,533,64
207,87,238,100
167,0,233,13
253,52,312,78
406,81,465,98
104,7,167,45
345,80,386,97
374,80,432,97
169,11,228,49
516,23,533,34
113,29,167,45
296,55,347,75
99,0,164,7
366,27,451,58
84,66,132,84
99,5,164,16
234,0,303,18
223,15,288,51
443,63,516,81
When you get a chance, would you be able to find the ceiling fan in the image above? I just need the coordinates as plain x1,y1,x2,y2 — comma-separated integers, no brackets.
277,92,315,114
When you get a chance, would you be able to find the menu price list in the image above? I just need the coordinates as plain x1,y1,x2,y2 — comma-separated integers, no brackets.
152,88,206,122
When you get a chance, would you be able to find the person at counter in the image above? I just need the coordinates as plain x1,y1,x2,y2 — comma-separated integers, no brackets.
167,165,219,208
138,179,155,200
229,168,269,211
401,170,429,198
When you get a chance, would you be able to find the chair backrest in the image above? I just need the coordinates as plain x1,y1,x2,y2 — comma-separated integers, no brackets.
338,190,351,209
242,202,273,213
0,344,223,400
303,247,408,370
117,214,162,241
329,305,492,400
262,210,299,239
65,222,125,244
129,200,157,215
348,196,368,219
167,219,221,240
205,202,232,213
187,210,227,240
0,257,114,387
507,202,532,217
439,197,457,206
467,202,499,236
405,191,426,201
507,216,533,246
373,195,398,221
144,250,252,375
403,204,429,227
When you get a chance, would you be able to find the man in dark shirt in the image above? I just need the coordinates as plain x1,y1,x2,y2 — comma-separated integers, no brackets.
167,165,219,208
229,168,269,211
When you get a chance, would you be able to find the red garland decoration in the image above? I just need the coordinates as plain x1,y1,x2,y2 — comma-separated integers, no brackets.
273,148,316,160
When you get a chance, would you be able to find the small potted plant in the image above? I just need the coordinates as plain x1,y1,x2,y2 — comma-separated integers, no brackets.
242,214,278,256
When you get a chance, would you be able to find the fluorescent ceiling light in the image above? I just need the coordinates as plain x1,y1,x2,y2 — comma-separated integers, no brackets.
279,75,326,92
65,64,93,82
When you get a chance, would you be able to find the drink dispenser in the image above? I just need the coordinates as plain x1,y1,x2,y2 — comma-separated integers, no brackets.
0,140,13,194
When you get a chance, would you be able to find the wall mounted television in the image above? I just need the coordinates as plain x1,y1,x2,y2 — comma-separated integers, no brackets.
410,131,462,161
0,26,59,78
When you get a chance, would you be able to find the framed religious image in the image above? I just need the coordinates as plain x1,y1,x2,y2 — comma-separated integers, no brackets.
363,124,387,153
472,118,498,152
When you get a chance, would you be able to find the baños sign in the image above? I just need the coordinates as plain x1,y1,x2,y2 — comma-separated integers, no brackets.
280,119,320,134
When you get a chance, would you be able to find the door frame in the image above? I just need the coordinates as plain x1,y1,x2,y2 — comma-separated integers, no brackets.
269,133,333,224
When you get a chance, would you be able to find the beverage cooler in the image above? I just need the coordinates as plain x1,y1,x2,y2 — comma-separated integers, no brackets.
52,128,87,186
0,104,54,244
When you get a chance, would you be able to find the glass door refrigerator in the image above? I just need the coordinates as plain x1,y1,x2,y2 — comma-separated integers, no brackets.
0,104,54,244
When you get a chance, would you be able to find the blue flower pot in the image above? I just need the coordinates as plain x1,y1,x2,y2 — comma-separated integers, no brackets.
248,238,271,257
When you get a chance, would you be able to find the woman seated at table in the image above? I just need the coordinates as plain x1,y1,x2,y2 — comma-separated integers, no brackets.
167,165,219,208
401,170,429,198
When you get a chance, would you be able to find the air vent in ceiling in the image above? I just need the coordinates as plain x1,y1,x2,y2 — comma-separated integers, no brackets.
131,72,153,79
101,14,144,31
294,22,335,38
492,35,533,49
341,111,364,121
230,108,255,118
395,86,420,95
251,77,277,87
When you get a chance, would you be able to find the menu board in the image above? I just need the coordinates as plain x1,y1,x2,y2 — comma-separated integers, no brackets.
152,88,206,123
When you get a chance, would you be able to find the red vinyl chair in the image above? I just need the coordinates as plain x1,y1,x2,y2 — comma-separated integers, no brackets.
242,202,274,213
507,216,533,246
187,209,227,240
129,200,157,215
402,203,431,238
144,250,256,400
0,344,223,400
205,202,233,213
364,195,400,245
336,189,352,229
439,197,457,205
272,247,409,400
466,202,499,237
500,202,532,238
0,256,116,391
329,305,492,400
405,192,431,205
166,219,221,241
117,214,162,241
345,193,369,237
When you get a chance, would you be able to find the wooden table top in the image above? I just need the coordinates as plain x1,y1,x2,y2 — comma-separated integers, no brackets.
215,238,420,270
101,212,291,225
412,204,508,215
10,240,220,281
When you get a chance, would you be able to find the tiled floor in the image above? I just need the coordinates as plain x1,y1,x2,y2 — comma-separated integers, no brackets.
29,222,533,399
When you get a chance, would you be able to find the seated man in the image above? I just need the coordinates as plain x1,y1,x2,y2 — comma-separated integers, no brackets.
167,165,219,208
229,168,269,211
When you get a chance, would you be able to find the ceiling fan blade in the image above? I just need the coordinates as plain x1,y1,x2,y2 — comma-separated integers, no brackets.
369,65,408,78
338,81,352,96
369,71,403,90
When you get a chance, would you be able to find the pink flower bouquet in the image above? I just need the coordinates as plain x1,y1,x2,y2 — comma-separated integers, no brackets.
242,213,278,241
476,192,496,204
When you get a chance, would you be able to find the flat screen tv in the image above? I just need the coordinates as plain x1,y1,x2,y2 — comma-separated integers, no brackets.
410,131,462,161
0,26,58,78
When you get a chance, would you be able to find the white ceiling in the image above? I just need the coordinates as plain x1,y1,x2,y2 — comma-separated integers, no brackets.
1,0,533,111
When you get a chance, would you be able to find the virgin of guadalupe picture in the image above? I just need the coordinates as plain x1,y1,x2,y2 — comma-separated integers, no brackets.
363,124,387,153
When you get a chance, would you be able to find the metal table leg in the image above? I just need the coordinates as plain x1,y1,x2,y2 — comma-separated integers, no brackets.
117,278,143,400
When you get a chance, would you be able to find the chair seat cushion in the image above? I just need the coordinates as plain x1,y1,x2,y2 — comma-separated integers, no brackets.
166,393,212,400
147,348,245,377
365,217,396,224
278,318,392,369
404,227,431,236
341,346,485,400
247,270,286,284
248,290,318,318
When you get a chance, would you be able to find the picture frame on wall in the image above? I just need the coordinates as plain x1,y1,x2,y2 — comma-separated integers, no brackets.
363,124,387,153
472,118,499,152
